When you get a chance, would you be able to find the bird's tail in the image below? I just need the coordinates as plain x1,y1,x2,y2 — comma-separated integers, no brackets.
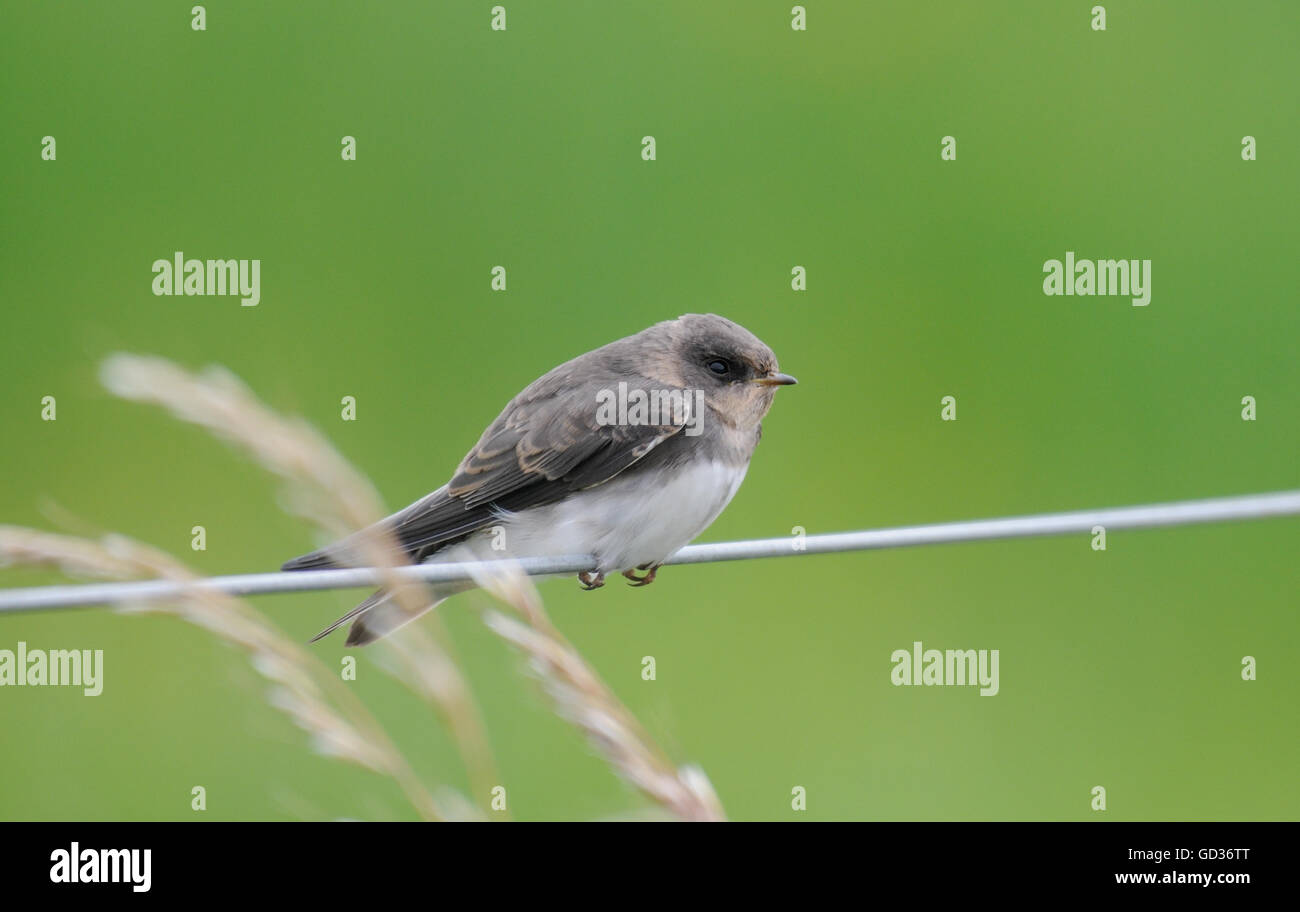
311,584,467,646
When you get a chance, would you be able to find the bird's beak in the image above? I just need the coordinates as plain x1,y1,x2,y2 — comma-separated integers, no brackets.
753,372,798,387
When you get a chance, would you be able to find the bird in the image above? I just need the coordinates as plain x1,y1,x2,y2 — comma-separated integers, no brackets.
282,313,796,646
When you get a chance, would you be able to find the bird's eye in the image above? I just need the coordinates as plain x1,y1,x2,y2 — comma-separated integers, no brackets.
706,358,731,376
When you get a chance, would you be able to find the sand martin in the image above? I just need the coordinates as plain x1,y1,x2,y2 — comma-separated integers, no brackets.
283,313,796,645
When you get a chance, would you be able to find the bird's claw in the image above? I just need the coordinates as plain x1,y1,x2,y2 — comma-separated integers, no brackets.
622,564,659,587
577,570,605,590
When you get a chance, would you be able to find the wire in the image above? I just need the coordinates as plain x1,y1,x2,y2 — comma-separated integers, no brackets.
1,489,1298,614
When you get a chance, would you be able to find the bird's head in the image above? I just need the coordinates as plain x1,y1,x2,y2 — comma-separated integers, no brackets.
643,313,796,432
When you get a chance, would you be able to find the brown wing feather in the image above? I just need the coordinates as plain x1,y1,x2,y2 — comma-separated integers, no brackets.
282,351,686,571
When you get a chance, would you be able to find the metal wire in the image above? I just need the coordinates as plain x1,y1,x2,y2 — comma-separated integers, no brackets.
2,489,1298,614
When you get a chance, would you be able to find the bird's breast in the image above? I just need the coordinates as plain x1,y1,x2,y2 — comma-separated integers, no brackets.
501,459,750,571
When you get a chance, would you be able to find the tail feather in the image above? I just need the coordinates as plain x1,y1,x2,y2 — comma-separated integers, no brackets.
343,595,443,646
294,530,483,645
282,548,338,572
310,588,461,646
308,590,388,643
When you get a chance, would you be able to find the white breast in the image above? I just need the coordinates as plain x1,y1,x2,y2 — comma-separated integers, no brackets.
499,460,749,572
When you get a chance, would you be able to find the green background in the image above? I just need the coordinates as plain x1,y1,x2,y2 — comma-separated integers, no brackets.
1,1,1296,821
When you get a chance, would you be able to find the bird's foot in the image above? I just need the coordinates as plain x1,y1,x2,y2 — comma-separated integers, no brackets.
623,564,659,587
577,570,605,590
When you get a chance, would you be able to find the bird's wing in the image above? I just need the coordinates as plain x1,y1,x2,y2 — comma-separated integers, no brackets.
281,366,688,571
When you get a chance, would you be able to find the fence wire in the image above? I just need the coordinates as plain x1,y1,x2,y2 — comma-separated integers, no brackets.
1,489,1298,614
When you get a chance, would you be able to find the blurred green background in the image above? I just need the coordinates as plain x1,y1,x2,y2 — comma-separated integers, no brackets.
1,1,1296,821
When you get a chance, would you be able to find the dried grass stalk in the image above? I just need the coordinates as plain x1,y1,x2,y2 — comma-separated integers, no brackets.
470,558,726,822
0,525,455,820
99,354,500,809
